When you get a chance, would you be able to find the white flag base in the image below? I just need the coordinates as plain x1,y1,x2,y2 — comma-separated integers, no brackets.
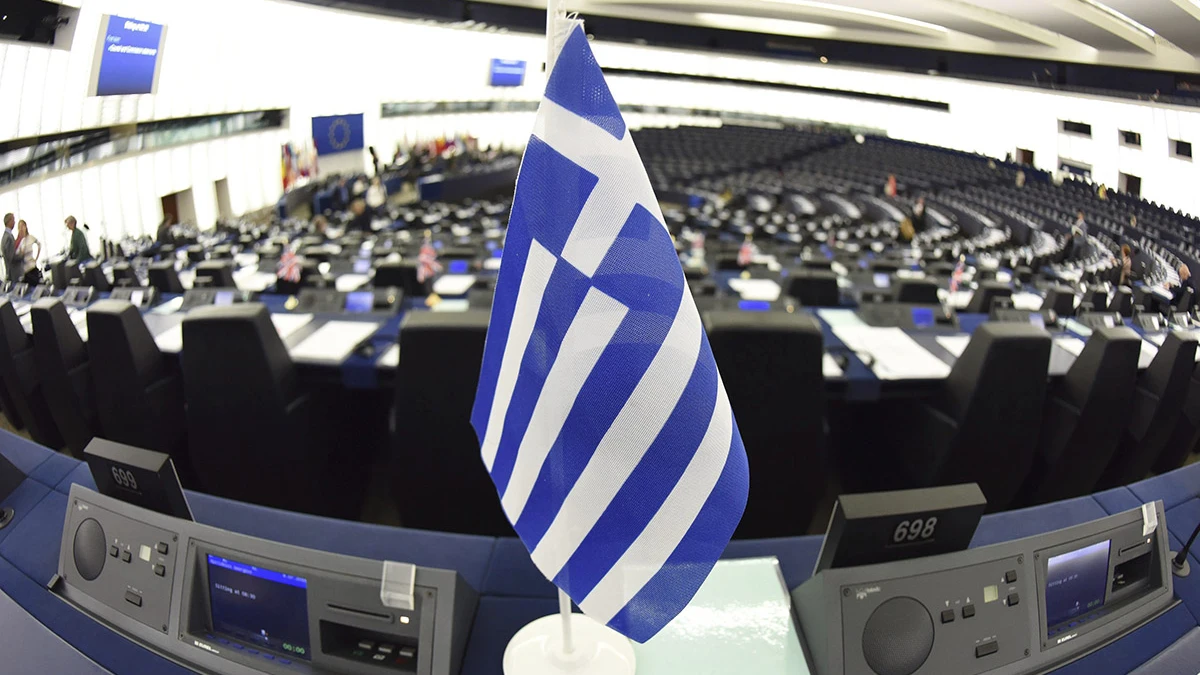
503,612,637,674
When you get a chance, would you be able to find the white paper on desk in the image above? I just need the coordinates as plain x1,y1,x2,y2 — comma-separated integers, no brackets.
1063,318,1093,337
270,313,314,340
834,326,952,380
234,271,277,293
75,322,88,342
178,269,195,290
1144,333,1168,347
483,257,502,271
336,274,371,292
289,321,380,363
378,344,400,368
19,314,31,333
822,354,843,378
728,278,782,302
1054,336,1086,357
432,299,470,313
935,335,971,358
432,275,476,297
817,309,867,329
946,290,972,310
234,252,259,268
1012,292,1044,311
154,325,183,353
152,297,185,315
13,304,31,317
1139,341,1159,369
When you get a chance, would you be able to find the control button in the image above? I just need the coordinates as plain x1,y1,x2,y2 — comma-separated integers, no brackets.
109,545,119,558
124,591,142,607
1007,592,1020,607
378,644,395,654
976,641,998,658
372,654,387,661
940,609,955,624
358,641,375,650
962,605,975,619
1005,570,1017,584
279,658,291,665
262,653,274,660
157,542,169,555
121,550,131,563
153,564,165,577
399,647,415,658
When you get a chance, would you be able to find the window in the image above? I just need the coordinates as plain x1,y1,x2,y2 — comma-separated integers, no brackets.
1119,173,1141,198
1172,139,1193,160
1120,130,1142,147
1060,120,1092,137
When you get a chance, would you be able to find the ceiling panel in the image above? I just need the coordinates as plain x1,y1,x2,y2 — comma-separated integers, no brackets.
1103,0,1200,53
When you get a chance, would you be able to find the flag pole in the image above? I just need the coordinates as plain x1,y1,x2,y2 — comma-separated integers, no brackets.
558,589,575,655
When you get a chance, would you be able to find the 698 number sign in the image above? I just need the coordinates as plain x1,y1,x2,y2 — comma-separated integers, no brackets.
111,466,139,492
892,517,938,543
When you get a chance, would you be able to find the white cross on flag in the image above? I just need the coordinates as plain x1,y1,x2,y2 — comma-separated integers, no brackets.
471,23,749,642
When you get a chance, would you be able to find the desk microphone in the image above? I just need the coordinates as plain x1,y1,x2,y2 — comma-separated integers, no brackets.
1172,518,1200,578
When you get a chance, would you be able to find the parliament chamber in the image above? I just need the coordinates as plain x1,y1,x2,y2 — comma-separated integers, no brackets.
4,0,1200,673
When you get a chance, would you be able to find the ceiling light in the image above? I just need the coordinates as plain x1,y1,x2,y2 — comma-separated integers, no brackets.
762,0,949,33
1078,0,1157,38
694,12,837,37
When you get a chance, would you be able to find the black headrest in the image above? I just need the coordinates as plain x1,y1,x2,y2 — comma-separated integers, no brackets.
30,298,87,369
0,300,29,354
86,300,164,384
182,304,297,405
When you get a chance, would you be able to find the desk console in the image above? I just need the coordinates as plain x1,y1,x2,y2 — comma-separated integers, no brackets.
794,503,1174,675
54,486,477,675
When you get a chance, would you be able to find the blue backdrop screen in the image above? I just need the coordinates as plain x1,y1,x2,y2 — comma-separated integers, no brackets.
94,15,166,96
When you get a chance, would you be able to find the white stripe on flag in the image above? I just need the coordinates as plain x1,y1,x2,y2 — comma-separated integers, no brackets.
529,293,702,578
579,375,734,624
500,287,630,520
480,239,558,470
532,99,663,278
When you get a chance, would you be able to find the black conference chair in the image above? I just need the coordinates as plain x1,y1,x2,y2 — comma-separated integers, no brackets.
892,323,1051,510
148,262,185,294
1019,327,1141,505
787,269,840,307
1108,287,1134,317
181,304,365,518
109,263,142,288
965,282,1012,314
31,298,100,455
81,263,111,292
895,279,941,305
1042,286,1078,318
375,261,428,297
1099,331,1198,488
86,301,189,479
0,301,62,448
1156,359,1200,475
870,260,901,274
392,311,513,536
193,261,236,289
706,311,828,538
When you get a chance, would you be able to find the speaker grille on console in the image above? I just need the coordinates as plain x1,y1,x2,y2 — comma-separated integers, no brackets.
861,596,935,675
73,518,107,582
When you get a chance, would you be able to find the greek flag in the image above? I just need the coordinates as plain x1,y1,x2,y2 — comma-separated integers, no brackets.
471,24,749,643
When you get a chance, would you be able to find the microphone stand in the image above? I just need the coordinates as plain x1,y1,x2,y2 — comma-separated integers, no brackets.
1172,519,1200,577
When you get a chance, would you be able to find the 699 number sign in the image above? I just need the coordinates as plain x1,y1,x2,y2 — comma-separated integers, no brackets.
892,517,938,544
111,466,140,492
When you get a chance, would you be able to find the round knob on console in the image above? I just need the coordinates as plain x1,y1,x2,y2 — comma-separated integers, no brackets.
73,518,107,582
861,596,934,675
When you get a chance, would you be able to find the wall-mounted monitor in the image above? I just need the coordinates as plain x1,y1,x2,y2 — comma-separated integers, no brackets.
88,15,167,97
489,59,526,87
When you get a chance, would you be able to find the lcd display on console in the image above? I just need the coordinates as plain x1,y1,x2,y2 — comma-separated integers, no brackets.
207,555,311,660
1045,540,1110,631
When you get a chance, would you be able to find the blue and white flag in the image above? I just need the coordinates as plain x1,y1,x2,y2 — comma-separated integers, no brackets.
471,23,749,643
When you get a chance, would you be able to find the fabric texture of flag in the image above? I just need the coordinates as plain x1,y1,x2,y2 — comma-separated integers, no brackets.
471,23,749,643
417,238,441,283
277,249,301,283
737,239,754,267
950,258,965,293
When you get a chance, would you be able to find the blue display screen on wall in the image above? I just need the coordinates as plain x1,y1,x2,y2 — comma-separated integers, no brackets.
90,15,167,96
490,59,526,87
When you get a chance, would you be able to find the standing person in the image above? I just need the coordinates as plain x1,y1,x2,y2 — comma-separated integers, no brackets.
15,220,41,285
156,214,176,245
1119,245,1133,286
366,177,387,216
65,216,92,262
1074,210,1088,237
912,196,928,232
884,174,898,198
2,213,17,284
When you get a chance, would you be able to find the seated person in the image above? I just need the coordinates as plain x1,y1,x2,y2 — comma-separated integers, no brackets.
1170,264,1194,309
1119,245,1132,286
346,199,372,233
311,215,329,239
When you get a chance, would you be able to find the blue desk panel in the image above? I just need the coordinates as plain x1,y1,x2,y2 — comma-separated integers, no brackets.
2,432,1200,674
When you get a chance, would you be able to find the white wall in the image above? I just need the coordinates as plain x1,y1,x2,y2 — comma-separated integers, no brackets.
0,0,1197,249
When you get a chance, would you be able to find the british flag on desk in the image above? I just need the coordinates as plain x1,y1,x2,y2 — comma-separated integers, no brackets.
471,22,749,642
277,248,301,283
417,235,441,283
